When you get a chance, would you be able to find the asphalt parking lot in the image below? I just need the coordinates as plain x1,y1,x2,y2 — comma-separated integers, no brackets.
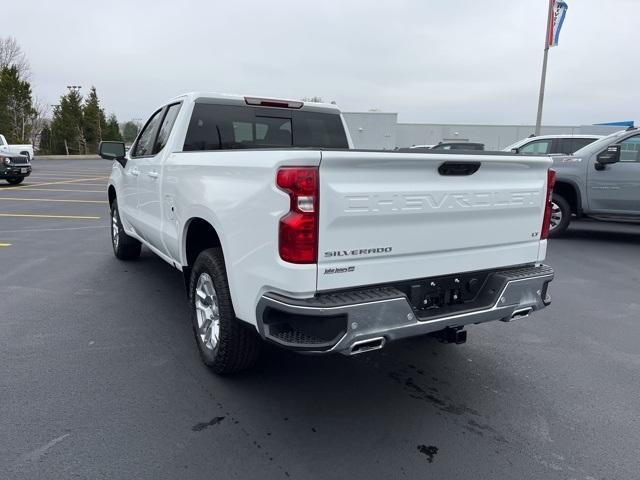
1,158,639,480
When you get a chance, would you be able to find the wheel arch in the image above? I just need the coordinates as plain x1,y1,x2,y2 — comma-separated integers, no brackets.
554,180,582,216
181,216,226,298
108,184,116,207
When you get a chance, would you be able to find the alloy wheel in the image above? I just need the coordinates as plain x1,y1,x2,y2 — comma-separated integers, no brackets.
194,273,221,351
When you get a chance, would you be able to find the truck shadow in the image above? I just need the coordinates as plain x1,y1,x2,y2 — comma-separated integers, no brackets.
128,248,530,469
558,220,640,244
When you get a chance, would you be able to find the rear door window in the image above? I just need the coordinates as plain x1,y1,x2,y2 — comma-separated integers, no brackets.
154,103,182,154
554,139,572,154
183,104,347,151
570,138,597,153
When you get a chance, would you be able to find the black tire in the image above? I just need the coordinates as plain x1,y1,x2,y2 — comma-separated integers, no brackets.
548,193,571,238
7,177,24,185
189,248,261,374
110,199,141,260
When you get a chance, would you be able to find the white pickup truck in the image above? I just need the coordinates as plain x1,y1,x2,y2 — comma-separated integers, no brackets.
0,134,34,160
101,92,555,374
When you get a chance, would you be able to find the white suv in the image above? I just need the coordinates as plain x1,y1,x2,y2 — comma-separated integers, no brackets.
505,135,602,156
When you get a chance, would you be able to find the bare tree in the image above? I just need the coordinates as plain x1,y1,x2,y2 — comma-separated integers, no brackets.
0,37,30,78
29,97,50,147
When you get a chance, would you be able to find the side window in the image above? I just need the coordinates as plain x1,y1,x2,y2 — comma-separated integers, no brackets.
154,103,182,154
619,135,640,162
519,139,552,154
132,109,163,158
555,139,572,154
570,138,596,153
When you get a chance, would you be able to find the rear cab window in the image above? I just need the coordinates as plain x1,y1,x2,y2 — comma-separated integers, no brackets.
183,103,348,151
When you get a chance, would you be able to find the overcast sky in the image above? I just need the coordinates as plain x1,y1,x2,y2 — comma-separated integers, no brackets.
5,0,639,125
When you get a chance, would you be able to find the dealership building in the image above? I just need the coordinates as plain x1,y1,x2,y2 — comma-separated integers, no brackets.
342,111,625,151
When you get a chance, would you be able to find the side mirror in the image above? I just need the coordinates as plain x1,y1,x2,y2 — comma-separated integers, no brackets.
596,144,621,166
99,141,127,166
510,147,519,154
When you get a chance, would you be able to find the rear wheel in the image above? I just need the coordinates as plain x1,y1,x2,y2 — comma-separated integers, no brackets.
548,193,571,237
110,199,141,260
189,248,261,374
6,177,24,185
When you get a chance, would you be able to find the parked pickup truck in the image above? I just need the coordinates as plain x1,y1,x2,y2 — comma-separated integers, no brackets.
0,134,34,160
548,127,640,236
100,92,555,374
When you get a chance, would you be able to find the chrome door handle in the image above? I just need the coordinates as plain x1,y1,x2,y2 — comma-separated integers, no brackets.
147,171,159,179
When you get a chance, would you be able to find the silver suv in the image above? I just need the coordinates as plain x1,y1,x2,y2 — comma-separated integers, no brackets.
548,128,640,236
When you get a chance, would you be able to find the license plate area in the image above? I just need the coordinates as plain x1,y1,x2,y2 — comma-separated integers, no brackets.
20,168,27,173
391,270,506,321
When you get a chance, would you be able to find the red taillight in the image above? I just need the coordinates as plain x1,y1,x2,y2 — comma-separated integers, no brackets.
276,167,319,263
541,169,556,240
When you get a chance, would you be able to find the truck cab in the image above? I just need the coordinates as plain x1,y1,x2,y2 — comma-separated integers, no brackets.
550,128,640,235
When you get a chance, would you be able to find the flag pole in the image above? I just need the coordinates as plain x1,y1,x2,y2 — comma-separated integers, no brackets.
535,0,554,136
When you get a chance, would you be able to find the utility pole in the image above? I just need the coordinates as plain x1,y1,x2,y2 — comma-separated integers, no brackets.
535,0,554,136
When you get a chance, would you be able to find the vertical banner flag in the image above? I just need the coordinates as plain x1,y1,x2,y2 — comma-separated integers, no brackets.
549,0,568,47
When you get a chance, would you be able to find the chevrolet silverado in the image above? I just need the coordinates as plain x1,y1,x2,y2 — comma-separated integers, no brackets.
100,92,555,374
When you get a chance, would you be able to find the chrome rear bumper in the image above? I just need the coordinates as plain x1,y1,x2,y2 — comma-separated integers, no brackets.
256,264,553,355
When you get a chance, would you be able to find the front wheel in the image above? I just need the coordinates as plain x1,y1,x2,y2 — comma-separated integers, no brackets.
548,193,571,238
189,248,261,374
110,199,141,260
6,177,24,185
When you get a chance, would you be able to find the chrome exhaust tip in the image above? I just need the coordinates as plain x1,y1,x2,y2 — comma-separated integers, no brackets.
511,306,534,320
350,337,386,355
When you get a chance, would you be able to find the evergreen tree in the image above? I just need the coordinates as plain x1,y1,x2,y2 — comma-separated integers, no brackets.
82,86,107,154
122,121,139,143
39,125,52,154
104,114,123,141
0,66,35,143
50,88,84,154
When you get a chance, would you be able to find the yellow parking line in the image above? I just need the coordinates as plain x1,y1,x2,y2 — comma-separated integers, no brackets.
49,183,106,187
20,177,108,188
0,197,107,204
27,178,105,182
1,187,105,193
32,172,108,177
0,243,11,247
24,181,106,187
0,213,100,220
36,174,108,179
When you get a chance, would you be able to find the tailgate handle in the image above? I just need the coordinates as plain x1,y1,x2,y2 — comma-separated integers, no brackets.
438,162,480,176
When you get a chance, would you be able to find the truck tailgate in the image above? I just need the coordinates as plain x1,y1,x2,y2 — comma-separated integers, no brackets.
317,151,552,291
